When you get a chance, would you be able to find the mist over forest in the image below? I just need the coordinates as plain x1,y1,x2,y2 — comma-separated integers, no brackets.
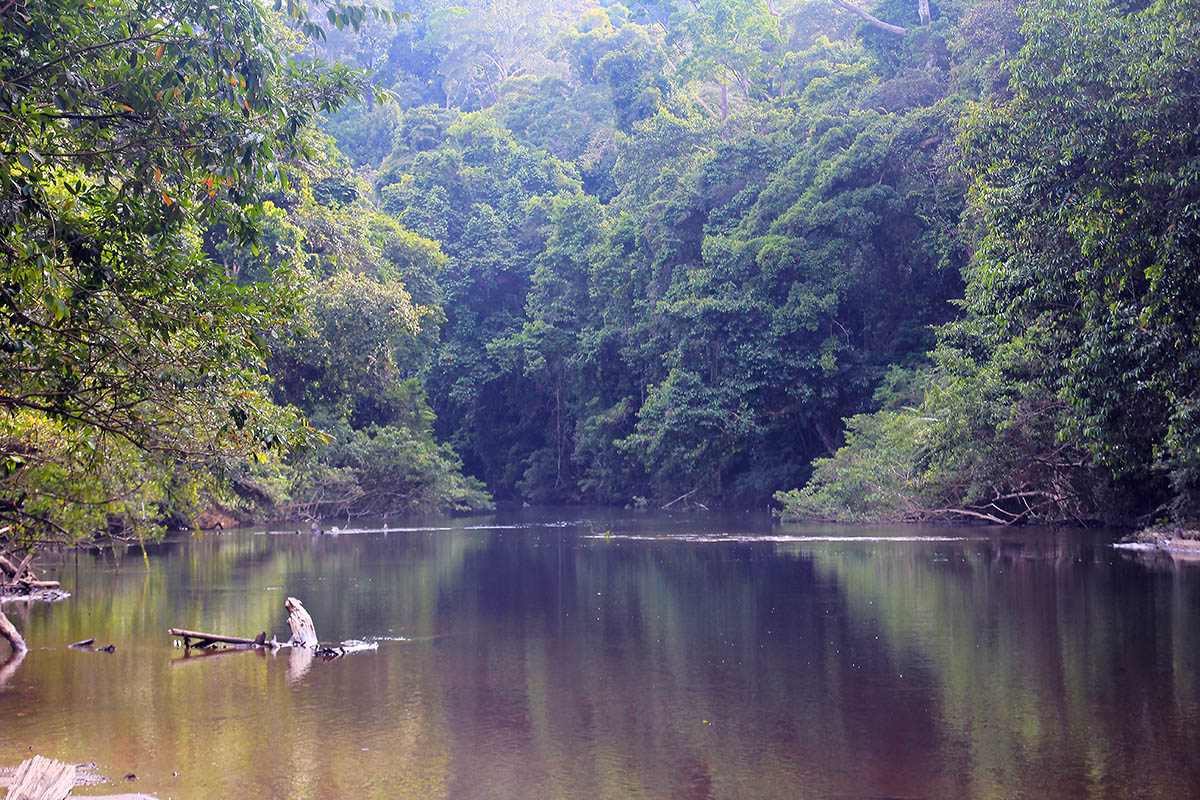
2,0,1198,543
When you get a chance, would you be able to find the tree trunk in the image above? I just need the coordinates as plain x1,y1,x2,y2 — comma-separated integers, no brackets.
285,597,318,648
690,90,720,118
554,380,564,489
918,0,931,25
0,609,26,655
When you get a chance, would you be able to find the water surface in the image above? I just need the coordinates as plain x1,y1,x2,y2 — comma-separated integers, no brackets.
2,510,1198,799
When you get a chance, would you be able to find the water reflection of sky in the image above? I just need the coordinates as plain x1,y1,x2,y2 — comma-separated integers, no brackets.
2,510,1198,799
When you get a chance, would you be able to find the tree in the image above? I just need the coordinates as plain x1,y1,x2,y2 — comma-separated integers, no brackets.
422,0,567,108
958,0,1200,521
669,0,785,118
784,0,1200,526
489,193,604,500
0,0,375,543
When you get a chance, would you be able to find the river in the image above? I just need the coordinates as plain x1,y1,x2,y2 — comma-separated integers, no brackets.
1,509,1198,799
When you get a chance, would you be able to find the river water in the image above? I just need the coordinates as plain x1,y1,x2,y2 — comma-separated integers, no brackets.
1,510,1198,799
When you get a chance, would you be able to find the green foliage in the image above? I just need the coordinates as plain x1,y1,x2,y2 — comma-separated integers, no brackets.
419,0,569,109
13,0,1183,531
775,409,931,522
0,0,374,543
321,101,404,168
270,271,436,428
488,193,604,501
558,11,671,131
287,394,492,518
0,0,498,544
494,76,613,163
786,0,1200,525
669,0,785,117
575,97,966,506
375,109,587,494
955,0,1200,521
303,0,1200,523
256,186,489,517
335,0,979,510
785,318,1100,524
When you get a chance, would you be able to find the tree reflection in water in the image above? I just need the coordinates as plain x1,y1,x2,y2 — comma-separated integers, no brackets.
0,513,1196,799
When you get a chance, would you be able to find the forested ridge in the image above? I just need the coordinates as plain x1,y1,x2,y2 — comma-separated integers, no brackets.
1,0,1197,545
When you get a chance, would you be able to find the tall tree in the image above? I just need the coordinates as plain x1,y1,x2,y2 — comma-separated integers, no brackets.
782,0,1200,525
0,0,372,542
959,0,1200,520
670,0,785,118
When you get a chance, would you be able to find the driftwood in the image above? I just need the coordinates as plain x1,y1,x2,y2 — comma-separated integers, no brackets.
0,759,155,800
0,609,25,654
661,488,709,511
661,488,698,510
0,553,22,581
285,597,318,648
168,598,376,672
0,552,60,594
168,628,270,650
4,756,74,800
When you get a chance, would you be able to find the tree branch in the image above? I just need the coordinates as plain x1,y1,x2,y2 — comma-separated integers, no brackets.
830,0,907,36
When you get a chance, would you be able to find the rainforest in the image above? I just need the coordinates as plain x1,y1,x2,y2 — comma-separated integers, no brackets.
2,0,1199,546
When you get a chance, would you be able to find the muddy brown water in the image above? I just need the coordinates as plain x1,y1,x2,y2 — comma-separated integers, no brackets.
1,509,1198,799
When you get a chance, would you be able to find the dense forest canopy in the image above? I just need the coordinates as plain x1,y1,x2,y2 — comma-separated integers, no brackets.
1,0,1197,545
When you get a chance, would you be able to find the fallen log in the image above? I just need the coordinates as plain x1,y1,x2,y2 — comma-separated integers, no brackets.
0,609,25,655
0,552,21,580
11,552,33,583
0,554,52,583
168,628,270,649
168,599,374,663
0,759,157,799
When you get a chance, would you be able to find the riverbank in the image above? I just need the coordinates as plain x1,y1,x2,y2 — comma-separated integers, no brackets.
1117,527,1200,553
